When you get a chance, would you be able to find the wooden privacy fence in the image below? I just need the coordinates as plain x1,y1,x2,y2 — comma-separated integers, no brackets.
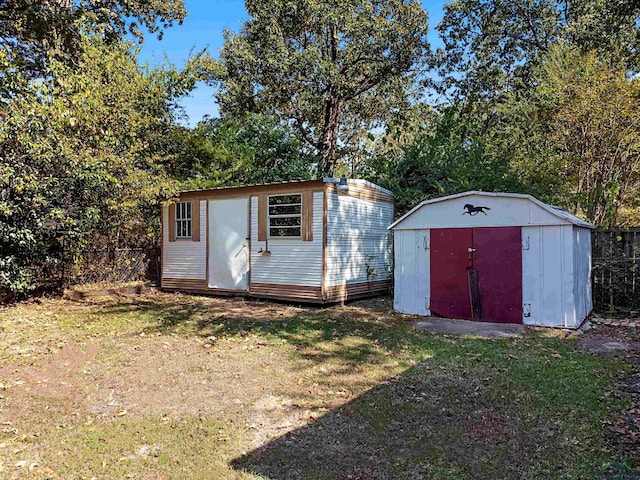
592,229,640,313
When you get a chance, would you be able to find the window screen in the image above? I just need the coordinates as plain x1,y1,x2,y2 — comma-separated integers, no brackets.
175,201,192,238
268,194,302,237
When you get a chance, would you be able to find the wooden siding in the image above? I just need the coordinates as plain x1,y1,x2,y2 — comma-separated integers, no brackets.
249,192,324,287
250,282,322,301
178,180,325,201
324,280,391,303
161,278,208,290
326,181,394,203
325,194,394,288
162,200,207,281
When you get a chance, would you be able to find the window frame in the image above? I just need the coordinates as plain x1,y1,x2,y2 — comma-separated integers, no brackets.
175,201,192,239
267,193,303,239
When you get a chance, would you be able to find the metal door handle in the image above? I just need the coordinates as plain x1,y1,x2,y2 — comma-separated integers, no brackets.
467,247,476,253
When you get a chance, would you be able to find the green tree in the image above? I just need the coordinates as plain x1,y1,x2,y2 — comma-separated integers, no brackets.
167,114,315,189
215,0,430,176
0,0,186,81
0,38,194,293
364,106,526,215
489,45,640,226
436,0,640,105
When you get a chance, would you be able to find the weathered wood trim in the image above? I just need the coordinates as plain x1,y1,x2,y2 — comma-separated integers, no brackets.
161,278,208,290
326,183,394,203
160,278,388,304
322,187,328,301
258,194,267,242
160,204,165,286
324,280,391,303
302,191,314,242
191,199,200,242
168,203,176,242
245,198,252,290
178,180,325,201
205,199,210,287
250,282,322,301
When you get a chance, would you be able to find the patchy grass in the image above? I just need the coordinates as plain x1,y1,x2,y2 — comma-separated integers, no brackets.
0,290,636,479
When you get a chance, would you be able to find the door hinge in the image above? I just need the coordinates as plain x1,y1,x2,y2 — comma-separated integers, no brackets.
523,303,531,318
425,296,431,310
522,236,530,250
423,235,429,250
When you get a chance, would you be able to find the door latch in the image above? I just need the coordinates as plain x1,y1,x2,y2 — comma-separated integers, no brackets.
467,247,476,253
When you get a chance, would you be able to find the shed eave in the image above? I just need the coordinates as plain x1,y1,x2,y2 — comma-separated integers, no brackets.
388,191,594,230
322,177,395,196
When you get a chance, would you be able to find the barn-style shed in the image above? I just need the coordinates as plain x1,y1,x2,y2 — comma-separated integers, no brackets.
161,178,394,303
390,191,594,327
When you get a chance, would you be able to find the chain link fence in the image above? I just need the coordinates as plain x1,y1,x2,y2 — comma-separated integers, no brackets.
62,247,161,288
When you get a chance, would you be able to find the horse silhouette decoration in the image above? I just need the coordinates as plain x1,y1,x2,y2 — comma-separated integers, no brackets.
463,204,491,216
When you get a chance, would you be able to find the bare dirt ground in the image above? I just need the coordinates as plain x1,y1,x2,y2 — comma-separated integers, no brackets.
0,292,411,478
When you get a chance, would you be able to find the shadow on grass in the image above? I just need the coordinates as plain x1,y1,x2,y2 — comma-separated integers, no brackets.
85,293,627,479
229,359,590,480
92,294,431,367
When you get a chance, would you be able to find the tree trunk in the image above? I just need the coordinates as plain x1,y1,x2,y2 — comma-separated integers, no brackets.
318,96,344,177
318,24,343,178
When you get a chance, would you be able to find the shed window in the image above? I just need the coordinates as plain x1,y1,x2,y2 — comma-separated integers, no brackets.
175,201,192,239
268,194,302,237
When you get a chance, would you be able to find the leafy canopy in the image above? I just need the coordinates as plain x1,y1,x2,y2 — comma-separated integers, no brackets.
215,0,430,176
0,0,186,79
0,38,193,293
166,114,314,189
364,105,526,215
488,44,640,227
436,0,640,103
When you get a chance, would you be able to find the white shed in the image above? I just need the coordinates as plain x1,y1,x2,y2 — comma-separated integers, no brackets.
390,191,593,328
161,178,394,303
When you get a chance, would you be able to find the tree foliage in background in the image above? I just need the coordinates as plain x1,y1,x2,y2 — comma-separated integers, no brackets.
0,0,194,295
165,114,314,188
0,38,193,293
215,0,430,176
488,44,640,227
364,105,526,215
0,0,186,81
436,0,640,108
4,0,640,297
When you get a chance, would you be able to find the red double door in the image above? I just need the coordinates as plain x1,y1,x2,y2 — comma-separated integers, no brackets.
430,227,523,324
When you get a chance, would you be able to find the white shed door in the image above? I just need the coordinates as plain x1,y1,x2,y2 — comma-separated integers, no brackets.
208,198,249,290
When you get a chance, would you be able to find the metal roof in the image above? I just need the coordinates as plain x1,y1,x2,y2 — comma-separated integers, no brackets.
388,191,594,230
178,178,394,196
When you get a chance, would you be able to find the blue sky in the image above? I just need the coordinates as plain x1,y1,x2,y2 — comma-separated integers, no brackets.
138,0,448,126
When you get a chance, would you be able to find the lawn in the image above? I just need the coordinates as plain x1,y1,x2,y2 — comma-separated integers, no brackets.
0,289,637,479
